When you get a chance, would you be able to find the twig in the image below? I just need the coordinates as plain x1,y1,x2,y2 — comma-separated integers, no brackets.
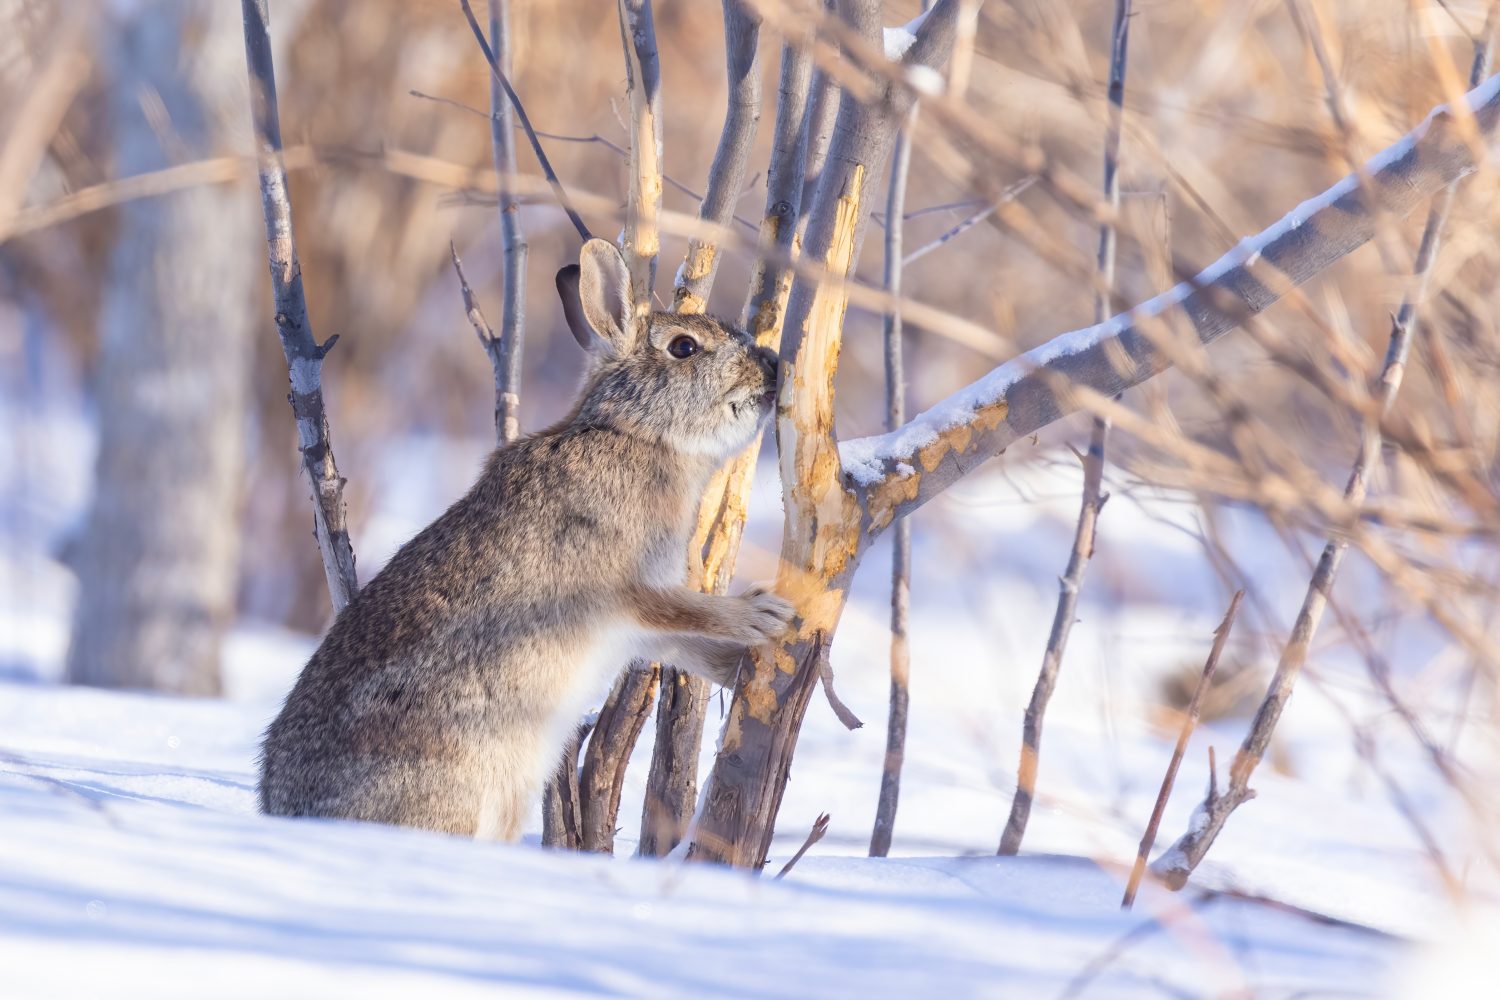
774,812,830,878
408,88,761,230
998,0,1132,858
901,176,1036,265
448,243,507,440
457,0,591,241
1150,11,1500,891
485,0,527,446
239,0,358,612
1121,591,1243,909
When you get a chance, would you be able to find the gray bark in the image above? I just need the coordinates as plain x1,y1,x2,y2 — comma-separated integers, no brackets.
67,1,258,695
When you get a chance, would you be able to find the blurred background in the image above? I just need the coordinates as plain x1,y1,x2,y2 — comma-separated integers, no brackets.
2,0,1498,838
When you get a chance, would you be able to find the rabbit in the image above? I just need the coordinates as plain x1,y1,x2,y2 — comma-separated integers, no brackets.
258,237,792,841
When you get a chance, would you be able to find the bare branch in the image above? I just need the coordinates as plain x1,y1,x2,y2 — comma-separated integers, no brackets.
486,0,527,445
773,812,830,879
1149,25,1499,892
868,33,922,858
842,71,1500,523
579,667,659,854
688,0,964,870
239,0,358,612
998,0,1132,860
457,0,591,241
1122,591,1243,909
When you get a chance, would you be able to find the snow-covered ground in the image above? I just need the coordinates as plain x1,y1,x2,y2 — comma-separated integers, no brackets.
3,399,1496,996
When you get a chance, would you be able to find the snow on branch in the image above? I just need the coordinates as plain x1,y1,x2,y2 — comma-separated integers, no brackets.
841,72,1500,524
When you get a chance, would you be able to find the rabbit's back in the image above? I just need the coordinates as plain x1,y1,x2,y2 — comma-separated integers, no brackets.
258,424,702,836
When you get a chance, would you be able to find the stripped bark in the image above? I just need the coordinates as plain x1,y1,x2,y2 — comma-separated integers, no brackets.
240,0,358,613
640,33,812,859
640,1,763,857
563,0,669,856
868,94,920,861
1150,26,1498,891
998,0,1132,858
616,0,664,308
687,0,964,868
1122,591,1243,909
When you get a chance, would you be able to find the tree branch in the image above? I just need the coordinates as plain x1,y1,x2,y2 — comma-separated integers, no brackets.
457,0,591,241
841,72,1500,526
1149,23,1499,892
240,0,358,612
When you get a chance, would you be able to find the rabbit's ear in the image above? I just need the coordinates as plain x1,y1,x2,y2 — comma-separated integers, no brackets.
577,238,638,354
555,264,592,350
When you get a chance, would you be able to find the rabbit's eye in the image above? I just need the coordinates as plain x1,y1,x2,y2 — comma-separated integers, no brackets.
667,335,700,359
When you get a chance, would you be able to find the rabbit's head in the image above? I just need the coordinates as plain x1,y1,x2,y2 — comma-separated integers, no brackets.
557,238,779,461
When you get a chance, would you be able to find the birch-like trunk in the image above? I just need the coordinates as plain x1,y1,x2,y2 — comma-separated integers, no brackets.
67,1,257,695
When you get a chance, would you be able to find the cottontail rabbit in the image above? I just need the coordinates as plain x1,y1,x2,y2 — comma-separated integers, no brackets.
259,238,792,840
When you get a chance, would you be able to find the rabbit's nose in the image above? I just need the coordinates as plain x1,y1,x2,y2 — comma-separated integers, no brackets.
753,346,778,383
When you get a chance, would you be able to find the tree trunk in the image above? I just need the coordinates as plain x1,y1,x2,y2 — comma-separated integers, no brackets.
67,1,258,695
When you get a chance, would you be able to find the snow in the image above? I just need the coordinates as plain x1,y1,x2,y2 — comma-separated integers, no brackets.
4,381,1497,995
840,69,1500,487
883,9,932,62
5,27,1500,1000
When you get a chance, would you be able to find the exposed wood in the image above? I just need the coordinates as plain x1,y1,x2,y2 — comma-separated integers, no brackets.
616,0,664,308
688,0,964,869
640,34,814,859
240,0,358,612
998,0,1132,858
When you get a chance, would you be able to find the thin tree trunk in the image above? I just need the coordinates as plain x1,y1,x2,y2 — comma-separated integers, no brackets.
998,0,1132,858
868,97,918,860
68,1,258,695
688,0,964,868
240,0,358,613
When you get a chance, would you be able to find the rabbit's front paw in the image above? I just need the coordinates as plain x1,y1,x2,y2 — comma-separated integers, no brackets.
734,586,796,644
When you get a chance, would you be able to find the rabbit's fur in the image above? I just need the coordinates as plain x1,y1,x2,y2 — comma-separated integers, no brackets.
258,239,791,840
